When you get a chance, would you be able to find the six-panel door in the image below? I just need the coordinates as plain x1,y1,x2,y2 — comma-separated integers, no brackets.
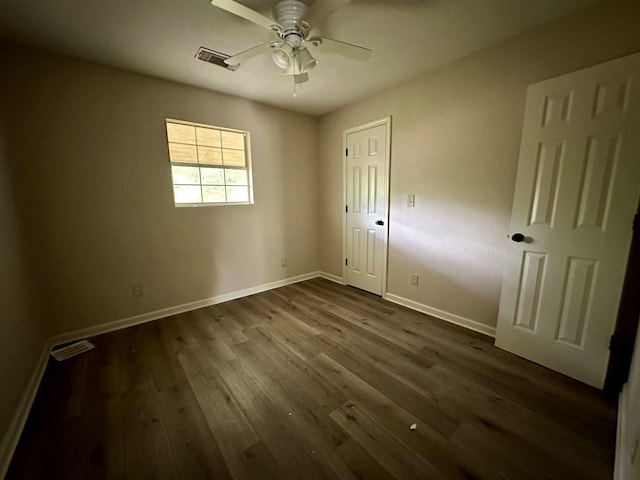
345,123,388,295
495,52,640,388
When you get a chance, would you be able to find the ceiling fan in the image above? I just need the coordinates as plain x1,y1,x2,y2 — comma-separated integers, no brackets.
210,0,372,86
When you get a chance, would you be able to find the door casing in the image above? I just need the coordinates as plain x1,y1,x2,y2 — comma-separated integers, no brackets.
342,116,392,295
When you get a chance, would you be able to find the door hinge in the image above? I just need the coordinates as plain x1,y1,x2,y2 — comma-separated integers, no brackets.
345,258,348,266
345,205,348,213
345,148,348,157
634,213,639,231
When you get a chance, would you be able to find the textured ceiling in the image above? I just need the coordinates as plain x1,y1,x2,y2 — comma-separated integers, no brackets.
0,0,600,115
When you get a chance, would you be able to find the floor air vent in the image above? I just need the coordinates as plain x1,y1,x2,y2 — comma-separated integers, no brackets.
195,47,237,71
51,340,95,361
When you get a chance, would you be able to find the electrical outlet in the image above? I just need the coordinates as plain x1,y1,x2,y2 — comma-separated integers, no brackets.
132,285,143,298
411,274,419,286
407,194,415,207
281,257,287,267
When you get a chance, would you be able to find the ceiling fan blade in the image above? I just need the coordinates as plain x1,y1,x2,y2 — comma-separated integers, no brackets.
294,73,309,84
210,0,281,32
302,0,350,25
224,41,274,66
306,36,372,62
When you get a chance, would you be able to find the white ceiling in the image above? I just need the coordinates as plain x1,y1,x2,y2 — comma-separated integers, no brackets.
0,0,600,116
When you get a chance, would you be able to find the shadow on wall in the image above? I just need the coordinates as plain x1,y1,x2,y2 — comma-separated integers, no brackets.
0,68,52,328
386,196,508,327
248,101,319,281
0,65,51,473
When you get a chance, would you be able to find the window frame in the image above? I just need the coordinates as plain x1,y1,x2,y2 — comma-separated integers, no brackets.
165,118,254,207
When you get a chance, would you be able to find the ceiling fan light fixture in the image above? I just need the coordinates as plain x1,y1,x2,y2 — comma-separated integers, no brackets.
271,42,293,69
297,47,317,73
283,57,301,75
209,0,372,89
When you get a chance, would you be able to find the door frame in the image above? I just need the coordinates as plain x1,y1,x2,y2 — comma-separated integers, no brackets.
604,206,640,397
342,116,392,295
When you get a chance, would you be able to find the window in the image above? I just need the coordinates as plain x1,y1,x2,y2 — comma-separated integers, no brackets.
165,118,254,206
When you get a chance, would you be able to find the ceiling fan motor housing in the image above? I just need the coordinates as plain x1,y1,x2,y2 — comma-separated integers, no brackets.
273,0,310,38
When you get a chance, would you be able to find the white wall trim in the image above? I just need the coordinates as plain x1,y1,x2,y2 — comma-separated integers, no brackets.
615,386,628,480
0,271,320,478
1,271,499,478
318,271,345,284
49,271,320,348
384,292,496,337
0,338,53,480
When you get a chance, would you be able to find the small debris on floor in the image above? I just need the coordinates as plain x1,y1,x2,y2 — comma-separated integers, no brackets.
409,423,417,430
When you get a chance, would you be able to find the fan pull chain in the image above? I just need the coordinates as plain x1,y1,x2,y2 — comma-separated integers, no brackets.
293,51,299,97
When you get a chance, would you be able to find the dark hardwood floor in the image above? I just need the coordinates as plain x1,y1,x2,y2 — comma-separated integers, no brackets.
7,278,617,479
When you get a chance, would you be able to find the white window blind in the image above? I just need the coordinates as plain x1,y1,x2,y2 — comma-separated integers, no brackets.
166,119,254,206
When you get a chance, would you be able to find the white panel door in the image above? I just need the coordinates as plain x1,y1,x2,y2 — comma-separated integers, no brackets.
495,52,640,388
345,122,389,295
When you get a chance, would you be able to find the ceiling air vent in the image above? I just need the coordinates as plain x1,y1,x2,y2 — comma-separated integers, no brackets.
195,47,237,71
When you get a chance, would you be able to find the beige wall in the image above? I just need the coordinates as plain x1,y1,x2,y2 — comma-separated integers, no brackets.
318,0,640,329
2,0,640,469
0,40,318,470
1,41,319,336
0,105,48,470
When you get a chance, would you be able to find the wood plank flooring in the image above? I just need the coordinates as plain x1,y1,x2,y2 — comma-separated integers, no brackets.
7,279,617,479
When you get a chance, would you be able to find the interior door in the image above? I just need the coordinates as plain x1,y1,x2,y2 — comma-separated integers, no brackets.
495,52,640,388
345,120,389,295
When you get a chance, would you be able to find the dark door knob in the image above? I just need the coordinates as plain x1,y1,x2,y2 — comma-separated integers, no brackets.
511,233,525,242
375,220,384,226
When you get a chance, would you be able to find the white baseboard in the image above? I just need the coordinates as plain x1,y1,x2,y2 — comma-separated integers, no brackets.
0,271,321,479
383,292,496,338
0,338,52,480
316,276,494,337
49,271,320,348
1,272,497,478
318,272,345,284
